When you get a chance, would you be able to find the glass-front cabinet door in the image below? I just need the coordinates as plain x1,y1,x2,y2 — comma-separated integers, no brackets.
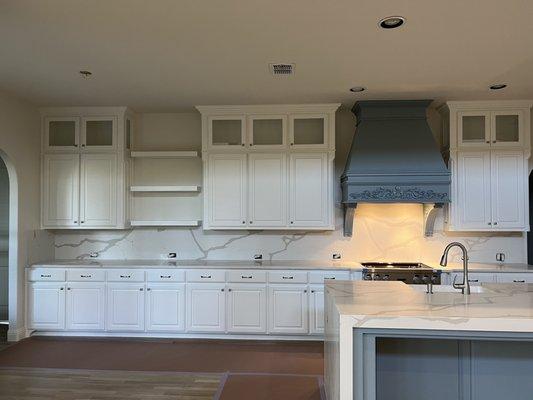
208,116,246,149
44,117,80,151
491,111,523,147
457,111,490,147
289,114,328,149
81,116,117,150
247,115,286,149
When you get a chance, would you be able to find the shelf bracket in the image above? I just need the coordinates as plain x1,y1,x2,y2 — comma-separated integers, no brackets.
424,203,444,237
343,203,357,237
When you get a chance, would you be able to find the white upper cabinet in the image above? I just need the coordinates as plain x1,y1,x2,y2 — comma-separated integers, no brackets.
248,115,287,150
80,154,117,227
44,117,80,151
289,153,329,228
206,153,247,228
42,154,80,228
40,107,133,230
198,104,339,230
248,153,287,227
207,115,246,149
441,101,531,232
289,114,329,149
81,116,117,151
490,151,526,230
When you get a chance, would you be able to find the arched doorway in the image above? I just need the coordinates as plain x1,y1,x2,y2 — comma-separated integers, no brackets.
0,150,18,342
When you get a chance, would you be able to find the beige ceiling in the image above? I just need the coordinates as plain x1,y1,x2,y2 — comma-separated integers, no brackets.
1,0,532,111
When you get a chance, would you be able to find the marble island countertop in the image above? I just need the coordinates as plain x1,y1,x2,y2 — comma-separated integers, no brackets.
28,259,533,273
327,280,533,333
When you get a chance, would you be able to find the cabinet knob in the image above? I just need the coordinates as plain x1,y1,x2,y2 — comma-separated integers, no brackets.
492,140,496,143
290,221,294,224
290,143,294,146
241,143,245,147
487,222,492,225
74,221,78,224
486,141,490,143
311,290,315,293
304,290,307,293
139,288,144,291
249,221,253,224
147,288,151,291
493,222,498,225
74,144,78,147
249,144,252,147
67,287,71,291
60,287,64,290
81,144,86,147
242,221,245,224
81,221,85,224
228,288,232,292
221,288,225,292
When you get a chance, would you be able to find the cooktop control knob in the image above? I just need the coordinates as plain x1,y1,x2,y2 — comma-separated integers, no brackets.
382,274,390,281
412,275,421,284
364,274,372,281
422,275,430,284
374,274,381,280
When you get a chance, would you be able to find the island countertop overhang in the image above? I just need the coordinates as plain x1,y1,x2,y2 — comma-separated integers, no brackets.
326,280,533,334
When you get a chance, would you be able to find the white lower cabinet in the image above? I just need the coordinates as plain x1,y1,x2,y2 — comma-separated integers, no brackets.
66,282,105,331
495,273,533,283
309,285,324,335
187,283,226,333
106,283,145,331
146,283,185,332
268,284,308,334
227,284,267,334
27,282,66,330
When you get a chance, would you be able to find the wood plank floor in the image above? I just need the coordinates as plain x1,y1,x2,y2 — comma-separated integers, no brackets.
0,368,222,400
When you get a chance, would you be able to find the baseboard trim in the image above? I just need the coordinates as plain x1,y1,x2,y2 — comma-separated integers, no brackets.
7,326,29,342
31,331,324,341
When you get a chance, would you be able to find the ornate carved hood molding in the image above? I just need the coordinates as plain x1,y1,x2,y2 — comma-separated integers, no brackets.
341,100,451,236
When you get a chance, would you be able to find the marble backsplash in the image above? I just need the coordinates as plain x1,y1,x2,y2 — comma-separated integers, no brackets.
52,204,526,265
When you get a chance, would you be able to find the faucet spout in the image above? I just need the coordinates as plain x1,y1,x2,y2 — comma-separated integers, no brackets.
440,242,470,295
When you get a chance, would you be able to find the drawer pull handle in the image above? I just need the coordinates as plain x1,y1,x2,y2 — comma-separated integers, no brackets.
160,275,171,279
282,276,294,280
241,275,253,279
120,275,131,278
468,279,479,283
40,274,52,278
325,277,336,280
513,280,526,283
80,275,92,278
201,275,212,279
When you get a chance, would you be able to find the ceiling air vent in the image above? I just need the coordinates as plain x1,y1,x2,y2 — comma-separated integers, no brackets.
270,63,294,76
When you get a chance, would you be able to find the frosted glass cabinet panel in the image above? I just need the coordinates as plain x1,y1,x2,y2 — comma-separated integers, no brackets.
44,117,79,150
492,111,522,146
290,115,328,148
248,115,286,148
209,117,245,148
458,112,490,146
82,117,116,150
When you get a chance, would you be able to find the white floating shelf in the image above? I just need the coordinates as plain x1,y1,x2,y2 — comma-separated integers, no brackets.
130,220,201,227
130,185,201,192
130,151,199,158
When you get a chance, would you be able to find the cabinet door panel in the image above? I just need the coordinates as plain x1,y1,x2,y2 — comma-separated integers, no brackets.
248,153,286,227
146,284,185,332
289,114,328,149
81,116,117,150
309,286,324,334
457,111,490,148
207,154,247,227
44,117,80,151
80,154,117,227
186,283,225,332
456,151,491,229
289,153,328,227
491,111,523,147
491,151,525,230
227,284,267,333
42,154,80,228
268,284,308,334
66,282,105,331
27,282,65,330
208,116,246,149
107,283,145,331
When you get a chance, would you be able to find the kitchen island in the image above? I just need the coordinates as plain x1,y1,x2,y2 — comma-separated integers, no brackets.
325,281,533,400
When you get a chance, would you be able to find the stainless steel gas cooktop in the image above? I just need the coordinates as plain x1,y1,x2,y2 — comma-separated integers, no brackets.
361,262,441,284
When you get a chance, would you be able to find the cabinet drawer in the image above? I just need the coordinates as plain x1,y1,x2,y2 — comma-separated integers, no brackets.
187,270,225,283
309,271,350,283
268,271,308,284
28,268,66,282
146,270,185,282
66,269,105,282
496,273,533,283
227,270,267,283
107,270,145,282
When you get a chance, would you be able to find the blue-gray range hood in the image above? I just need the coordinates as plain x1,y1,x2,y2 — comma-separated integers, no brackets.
341,100,451,237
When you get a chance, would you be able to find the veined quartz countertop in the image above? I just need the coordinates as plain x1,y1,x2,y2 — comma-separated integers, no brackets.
28,259,533,272
327,280,533,333
29,259,360,270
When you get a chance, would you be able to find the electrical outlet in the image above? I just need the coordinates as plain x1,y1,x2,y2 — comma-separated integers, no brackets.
496,252,506,262
167,252,177,259
254,254,263,260
89,252,99,258
332,253,341,260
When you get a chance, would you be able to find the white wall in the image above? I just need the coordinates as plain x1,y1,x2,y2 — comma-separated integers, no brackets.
0,158,8,320
0,90,55,338
53,109,527,265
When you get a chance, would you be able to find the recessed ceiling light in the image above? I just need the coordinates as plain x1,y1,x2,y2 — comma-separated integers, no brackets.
350,86,366,93
79,70,92,78
489,83,507,90
379,16,405,29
